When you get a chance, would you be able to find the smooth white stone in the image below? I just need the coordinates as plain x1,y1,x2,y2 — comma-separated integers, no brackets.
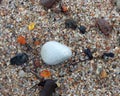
41,41,72,65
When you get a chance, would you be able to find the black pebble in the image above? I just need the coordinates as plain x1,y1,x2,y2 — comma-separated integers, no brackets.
102,52,114,59
78,25,86,34
84,48,93,60
10,53,28,65
65,19,77,30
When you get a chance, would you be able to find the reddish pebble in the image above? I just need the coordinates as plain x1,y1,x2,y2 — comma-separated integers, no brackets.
40,0,56,8
95,18,112,36
34,59,41,67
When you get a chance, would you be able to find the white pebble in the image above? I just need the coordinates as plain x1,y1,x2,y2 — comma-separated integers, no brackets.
40,41,72,65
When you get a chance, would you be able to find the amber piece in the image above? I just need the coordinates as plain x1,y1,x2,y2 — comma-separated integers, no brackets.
28,22,35,31
40,70,51,78
17,36,26,45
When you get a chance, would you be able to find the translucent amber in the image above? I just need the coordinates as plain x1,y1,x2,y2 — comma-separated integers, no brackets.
28,22,35,31
40,70,51,78
17,36,26,45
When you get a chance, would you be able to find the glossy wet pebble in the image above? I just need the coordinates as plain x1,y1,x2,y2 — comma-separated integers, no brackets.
10,53,28,65
41,41,72,65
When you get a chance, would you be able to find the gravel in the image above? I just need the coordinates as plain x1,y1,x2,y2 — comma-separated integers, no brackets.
0,0,120,96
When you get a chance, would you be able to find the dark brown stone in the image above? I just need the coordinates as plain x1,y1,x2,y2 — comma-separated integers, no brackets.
40,0,56,8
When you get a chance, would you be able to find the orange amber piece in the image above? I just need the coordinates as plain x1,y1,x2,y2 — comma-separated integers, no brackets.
40,70,51,78
17,36,26,45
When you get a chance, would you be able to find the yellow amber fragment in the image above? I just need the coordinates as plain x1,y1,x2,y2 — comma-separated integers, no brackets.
28,22,35,30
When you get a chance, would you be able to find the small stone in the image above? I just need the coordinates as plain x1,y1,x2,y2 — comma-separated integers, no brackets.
78,25,86,34
40,0,56,8
100,69,107,79
12,88,19,93
40,41,72,65
16,17,22,22
102,52,114,59
96,65,102,75
93,52,100,58
33,59,41,67
95,18,112,36
10,53,28,65
18,70,26,77
6,24,14,29
65,19,77,30
56,80,60,87
84,48,93,60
